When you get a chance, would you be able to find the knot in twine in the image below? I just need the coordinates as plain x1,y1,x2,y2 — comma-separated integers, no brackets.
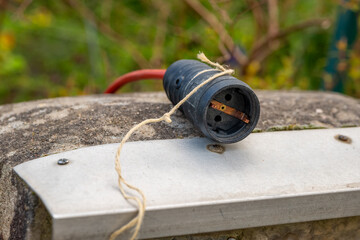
110,53,234,240
162,113,172,123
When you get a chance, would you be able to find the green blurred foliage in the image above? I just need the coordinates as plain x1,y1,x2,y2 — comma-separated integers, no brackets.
0,0,359,104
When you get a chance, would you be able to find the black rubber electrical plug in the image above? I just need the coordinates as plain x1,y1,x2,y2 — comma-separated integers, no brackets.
163,60,260,144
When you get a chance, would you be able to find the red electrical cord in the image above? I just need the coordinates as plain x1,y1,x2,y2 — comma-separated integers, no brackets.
104,69,166,94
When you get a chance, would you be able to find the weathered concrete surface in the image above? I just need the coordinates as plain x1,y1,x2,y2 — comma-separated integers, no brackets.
0,90,360,240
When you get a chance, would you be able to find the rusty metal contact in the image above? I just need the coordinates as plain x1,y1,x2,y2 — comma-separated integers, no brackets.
210,100,250,123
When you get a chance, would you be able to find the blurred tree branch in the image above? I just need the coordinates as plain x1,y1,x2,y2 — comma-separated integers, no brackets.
14,0,33,19
150,0,170,68
245,0,267,39
250,18,331,63
0,0,7,27
267,0,279,50
231,0,267,27
208,0,232,24
66,0,150,69
184,0,331,75
267,0,279,36
184,0,248,66
100,0,113,22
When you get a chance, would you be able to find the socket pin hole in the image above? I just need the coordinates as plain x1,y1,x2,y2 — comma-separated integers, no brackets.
225,94,232,101
175,79,181,89
214,115,222,122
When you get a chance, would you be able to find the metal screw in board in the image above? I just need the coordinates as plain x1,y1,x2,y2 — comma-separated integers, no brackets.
206,144,225,154
57,158,69,165
334,134,352,144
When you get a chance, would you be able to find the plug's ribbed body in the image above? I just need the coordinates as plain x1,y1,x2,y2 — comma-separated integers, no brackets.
163,60,260,143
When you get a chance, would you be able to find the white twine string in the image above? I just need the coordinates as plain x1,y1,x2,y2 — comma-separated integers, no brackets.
110,52,234,240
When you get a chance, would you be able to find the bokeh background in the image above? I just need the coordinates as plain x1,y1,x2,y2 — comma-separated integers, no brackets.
0,0,359,104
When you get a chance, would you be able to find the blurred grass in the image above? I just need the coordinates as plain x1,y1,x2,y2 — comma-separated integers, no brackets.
0,0,359,104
